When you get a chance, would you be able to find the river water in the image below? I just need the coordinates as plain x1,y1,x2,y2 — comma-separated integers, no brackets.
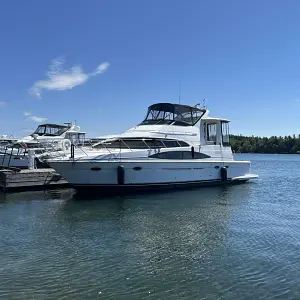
1,154,300,299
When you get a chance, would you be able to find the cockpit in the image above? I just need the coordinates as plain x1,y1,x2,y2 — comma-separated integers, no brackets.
33,124,70,137
139,103,206,126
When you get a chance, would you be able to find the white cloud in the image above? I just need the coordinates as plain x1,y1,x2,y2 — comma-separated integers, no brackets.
23,111,47,122
22,128,35,133
0,101,7,108
29,57,110,98
91,62,110,76
28,115,48,123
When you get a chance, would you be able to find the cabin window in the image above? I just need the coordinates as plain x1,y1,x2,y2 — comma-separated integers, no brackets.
162,140,179,147
149,151,211,159
65,133,86,145
93,138,190,149
93,139,162,149
177,140,190,147
221,122,230,146
102,140,153,149
78,133,85,145
206,124,217,144
33,125,69,136
162,140,188,147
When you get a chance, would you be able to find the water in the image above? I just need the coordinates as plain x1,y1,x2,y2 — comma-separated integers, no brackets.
1,154,300,299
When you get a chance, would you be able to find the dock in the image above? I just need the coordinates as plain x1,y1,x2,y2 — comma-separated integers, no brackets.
0,168,69,192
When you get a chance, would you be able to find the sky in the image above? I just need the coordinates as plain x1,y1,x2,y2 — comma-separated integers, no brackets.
0,0,300,138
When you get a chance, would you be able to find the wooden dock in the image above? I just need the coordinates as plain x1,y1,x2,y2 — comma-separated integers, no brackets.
0,168,69,192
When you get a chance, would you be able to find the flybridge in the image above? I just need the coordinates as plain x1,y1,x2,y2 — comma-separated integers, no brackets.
139,103,206,126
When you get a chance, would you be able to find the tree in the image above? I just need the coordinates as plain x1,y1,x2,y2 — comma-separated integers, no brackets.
229,134,300,154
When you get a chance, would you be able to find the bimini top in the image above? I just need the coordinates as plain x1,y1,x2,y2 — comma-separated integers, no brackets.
39,123,71,128
139,103,206,126
32,123,71,137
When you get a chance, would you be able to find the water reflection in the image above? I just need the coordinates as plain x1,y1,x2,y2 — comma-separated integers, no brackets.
50,186,245,299
57,186,253,266
0,182,254,300
0,188,76,203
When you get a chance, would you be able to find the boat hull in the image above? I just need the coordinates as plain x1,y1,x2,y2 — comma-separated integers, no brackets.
48,159,257,195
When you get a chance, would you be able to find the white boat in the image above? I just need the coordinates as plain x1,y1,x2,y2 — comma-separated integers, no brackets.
47,102,258,194
0,122,86,168
0,135,19,148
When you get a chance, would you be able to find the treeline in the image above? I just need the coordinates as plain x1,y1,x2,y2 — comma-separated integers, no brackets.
230,134,300,154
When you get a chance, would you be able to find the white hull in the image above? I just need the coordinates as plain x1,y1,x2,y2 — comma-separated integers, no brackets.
48,159,257,193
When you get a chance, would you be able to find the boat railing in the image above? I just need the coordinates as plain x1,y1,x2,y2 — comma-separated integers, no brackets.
0,142,28,167
29,137,112,161
65,137,184,162
0,137,104,167
27,136,196,164
1,136,195,166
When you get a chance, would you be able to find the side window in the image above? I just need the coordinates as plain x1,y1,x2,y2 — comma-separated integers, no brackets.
162,140,180,148
72,134,79,145
149,151,211,159
65,133,77,144
161,140,190,148
206,124,217,144
78,133,85,145
221,122,230,146
177,141,190,147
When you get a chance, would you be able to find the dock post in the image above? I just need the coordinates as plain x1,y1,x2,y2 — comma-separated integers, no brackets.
28,149,35,170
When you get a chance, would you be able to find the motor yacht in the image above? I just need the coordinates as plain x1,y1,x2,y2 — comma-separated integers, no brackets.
47,103,258,194
0,135,19,149
0,122,86,168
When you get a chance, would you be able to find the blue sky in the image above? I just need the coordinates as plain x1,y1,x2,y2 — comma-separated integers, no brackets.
1,0,300,138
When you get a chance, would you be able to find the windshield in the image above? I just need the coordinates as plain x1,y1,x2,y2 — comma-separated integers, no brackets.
140,103,205,126
33,125,69,136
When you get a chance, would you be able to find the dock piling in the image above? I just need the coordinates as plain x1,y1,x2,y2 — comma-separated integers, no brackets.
28,149,35,170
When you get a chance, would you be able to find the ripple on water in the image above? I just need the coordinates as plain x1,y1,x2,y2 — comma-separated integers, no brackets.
1,154,300,299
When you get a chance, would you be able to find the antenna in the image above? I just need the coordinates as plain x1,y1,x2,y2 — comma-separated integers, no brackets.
202,98,207,109
178,79,182,104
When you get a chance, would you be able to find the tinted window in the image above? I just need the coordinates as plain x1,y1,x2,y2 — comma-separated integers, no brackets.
140,103,206,126
149,151,210,159
206,123,217,144
162,140,180,147
221,122,230,146
177,140,190,147
94,139,190,149
94,139,164,149
34,125,69,136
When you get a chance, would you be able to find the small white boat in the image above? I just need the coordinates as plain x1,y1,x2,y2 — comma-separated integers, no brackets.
47,102,258,195
0,122,86,168
0,135,19,148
